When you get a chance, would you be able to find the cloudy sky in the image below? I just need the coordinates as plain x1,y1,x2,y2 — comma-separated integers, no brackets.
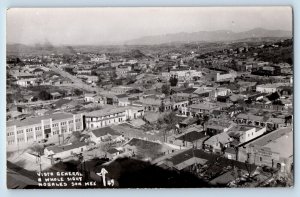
7,7,292,45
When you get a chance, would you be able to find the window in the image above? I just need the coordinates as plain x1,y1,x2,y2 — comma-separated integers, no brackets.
260,157,262,162
17,130,23,134
35,126,42,131
68,120,74,124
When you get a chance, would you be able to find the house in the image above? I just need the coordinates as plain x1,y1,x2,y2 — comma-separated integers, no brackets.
31,68,45,75
163,149,209,171
16,78,37,87
187,103,220,117
206,118,236,135
266,117,286,130
50,92,63,100
111,86,134,94
178,116,198,128
237,81,257,92
106,148,123,160
256,84,278,93
227,125,267,145
89,127,123,144
84,93,105,104
116,94,131,106
234,113,268,127
44,142,87,159
172,128,208,149
204,132,232,153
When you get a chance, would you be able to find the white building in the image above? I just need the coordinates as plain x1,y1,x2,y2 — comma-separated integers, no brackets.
44,142,87,159
256,84,279,93
89,127,123,144
84,106,144,129
16,78,38,87
227,125,267,145
212,71,237,82
6,113,84,149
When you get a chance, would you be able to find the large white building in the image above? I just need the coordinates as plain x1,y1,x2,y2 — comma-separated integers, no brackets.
212,71,237,82
162,69,202,81
6,113,84,149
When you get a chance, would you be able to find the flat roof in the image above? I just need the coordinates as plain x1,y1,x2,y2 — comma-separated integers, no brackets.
249,127,292,147
46,142,87,154
90,127,120,138
189,103,219,110
85,106,126,117
6,112,75,128
248,127,293,158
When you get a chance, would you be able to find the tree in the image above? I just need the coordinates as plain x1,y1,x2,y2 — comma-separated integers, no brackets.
7,93,14,104
64,67,76,75
169,76,178,86
38,90,51,100
30,144,44,155
74,89,83,96
267,92,280,101
159,100,165,113
198,115,210,132
161,84,170,95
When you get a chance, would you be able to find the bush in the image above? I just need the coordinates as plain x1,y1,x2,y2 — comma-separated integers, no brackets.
38,90,52,100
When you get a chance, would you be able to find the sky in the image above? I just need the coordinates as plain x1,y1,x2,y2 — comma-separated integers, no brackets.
6,7,293,45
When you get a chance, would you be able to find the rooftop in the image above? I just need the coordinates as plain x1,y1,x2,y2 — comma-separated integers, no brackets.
7,112,75,128
189,103,219,110
177,131,206,142
249,127,292,148
46,142,87,154
90,127,120,138
85,106,126,117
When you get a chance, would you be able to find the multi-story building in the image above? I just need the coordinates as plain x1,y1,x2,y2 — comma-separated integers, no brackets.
84,106,144,130
6,113,84,149
161,69,202,81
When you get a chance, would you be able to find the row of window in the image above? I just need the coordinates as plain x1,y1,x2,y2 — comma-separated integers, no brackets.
90,118,123,128
7,132,14,137
26,128,33,133
88,114,124,122
75,118,81,123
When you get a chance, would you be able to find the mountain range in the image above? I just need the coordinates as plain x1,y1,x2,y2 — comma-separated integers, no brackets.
124,28,292,45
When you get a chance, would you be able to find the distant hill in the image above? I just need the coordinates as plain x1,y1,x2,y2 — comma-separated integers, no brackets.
124,28,292,45
122,49,147,59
